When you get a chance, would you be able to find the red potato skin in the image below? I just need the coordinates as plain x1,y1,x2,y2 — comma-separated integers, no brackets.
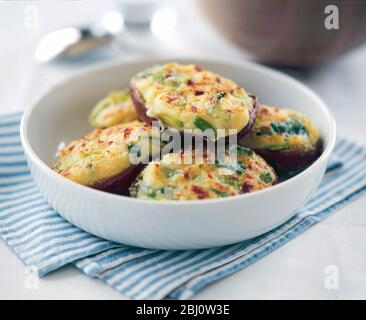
129,82,258,142
251,140,323,175
91,163,144,196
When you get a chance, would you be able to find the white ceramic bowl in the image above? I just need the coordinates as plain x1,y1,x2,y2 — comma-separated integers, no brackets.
21,57,336,250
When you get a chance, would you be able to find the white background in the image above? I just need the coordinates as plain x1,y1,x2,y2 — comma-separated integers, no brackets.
0,0,366,299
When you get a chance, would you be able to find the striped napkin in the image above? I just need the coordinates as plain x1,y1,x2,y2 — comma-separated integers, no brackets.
1,112,366,300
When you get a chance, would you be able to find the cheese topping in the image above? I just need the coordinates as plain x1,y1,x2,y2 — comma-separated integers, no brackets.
53,121,160,186
131,63,255,139
131,147,277,201
88,89,138,128
240,105,320,151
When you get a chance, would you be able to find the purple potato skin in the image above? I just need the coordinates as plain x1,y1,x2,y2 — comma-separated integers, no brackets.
130,83,156,125
129,82,258,142
252,140,323,175
91,163,144,196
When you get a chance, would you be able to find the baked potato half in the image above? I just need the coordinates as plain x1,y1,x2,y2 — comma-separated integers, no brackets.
53,121,161,196
239,105,321,173
130,146,277,201
130,63,258,141
88,89,138,128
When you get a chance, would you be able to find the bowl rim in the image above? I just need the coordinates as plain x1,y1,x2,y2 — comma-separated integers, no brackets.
20,56,337,206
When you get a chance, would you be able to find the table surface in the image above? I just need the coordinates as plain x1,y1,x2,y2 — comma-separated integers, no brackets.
1,0,365,300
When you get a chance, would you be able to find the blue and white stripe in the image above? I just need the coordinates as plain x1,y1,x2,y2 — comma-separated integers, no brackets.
0,114,118,276
1,113,366,300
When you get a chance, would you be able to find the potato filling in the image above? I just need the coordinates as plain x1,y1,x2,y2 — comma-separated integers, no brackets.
53,121,160,186
240,105,320,151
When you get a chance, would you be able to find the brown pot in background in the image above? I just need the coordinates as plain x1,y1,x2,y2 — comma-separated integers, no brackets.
196,0,366,67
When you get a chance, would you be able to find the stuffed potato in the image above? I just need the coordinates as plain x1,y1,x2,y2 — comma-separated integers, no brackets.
53,121,161,195
130,63,258,141
130,146,277,201
88,89,138,128
239,104,321,173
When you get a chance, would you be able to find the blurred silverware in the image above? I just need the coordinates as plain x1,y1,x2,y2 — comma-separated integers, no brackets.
34,11,124,63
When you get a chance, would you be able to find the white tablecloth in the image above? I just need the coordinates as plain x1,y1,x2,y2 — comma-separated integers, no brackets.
1,0,365,299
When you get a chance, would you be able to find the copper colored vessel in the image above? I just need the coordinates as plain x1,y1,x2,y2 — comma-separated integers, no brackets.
196,0,366,66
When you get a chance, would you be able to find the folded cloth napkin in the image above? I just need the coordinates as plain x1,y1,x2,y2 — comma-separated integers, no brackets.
1,112,365,300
